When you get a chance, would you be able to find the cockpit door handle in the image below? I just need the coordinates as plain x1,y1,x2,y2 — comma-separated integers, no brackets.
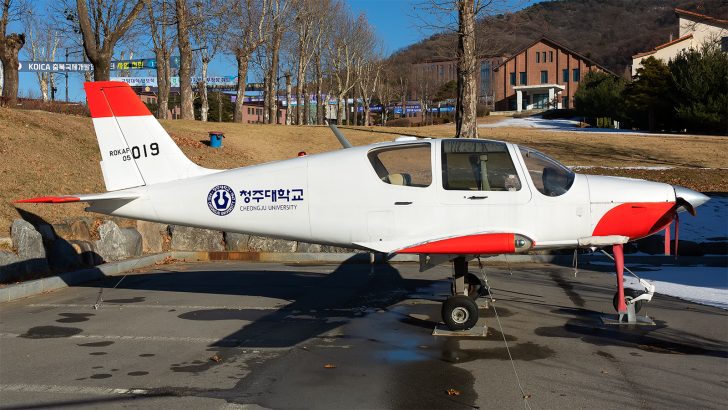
467,196,488,200
394,201,413,205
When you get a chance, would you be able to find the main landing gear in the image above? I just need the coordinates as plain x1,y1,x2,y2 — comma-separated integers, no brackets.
441,257,488,331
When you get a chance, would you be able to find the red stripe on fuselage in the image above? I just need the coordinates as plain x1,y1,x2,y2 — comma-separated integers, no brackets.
84,81,152,118
397,233,516,254
593,202,676,240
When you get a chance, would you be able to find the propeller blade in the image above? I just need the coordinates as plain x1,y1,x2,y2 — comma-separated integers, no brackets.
673,186,709,215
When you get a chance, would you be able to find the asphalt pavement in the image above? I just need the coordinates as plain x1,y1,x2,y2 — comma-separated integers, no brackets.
0,259,726,409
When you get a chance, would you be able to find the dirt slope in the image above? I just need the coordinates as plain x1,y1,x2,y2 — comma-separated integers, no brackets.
1,108,726,236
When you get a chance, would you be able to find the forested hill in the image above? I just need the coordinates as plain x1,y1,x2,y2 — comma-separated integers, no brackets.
390,0,728,75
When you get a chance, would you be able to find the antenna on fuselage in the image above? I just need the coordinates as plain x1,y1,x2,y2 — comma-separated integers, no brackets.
325,119,353,149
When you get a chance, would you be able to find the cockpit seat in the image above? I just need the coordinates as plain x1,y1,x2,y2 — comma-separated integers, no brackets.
386,173,412,186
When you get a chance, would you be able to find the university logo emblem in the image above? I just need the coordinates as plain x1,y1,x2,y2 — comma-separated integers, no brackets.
207,185,236,216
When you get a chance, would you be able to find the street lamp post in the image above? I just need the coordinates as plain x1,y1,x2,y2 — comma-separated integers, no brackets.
63,48,85,102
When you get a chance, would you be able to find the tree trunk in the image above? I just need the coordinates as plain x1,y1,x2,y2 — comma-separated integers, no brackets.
303,90,310,125
285,72,292,125
455,0,478,138
234,54,250,123
296,43,305,125
315,55,323,125
199,59,209,122
156,50,171,120
176,0,194,120
268,28,282,124
38,74,49,102
0,33,24,106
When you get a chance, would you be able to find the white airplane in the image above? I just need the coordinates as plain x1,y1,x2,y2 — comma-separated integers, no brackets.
18,82,710,330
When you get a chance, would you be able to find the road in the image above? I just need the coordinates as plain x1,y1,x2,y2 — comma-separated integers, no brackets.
0,259,726,409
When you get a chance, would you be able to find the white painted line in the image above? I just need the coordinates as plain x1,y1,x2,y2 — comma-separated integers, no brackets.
27,303,284,310
0,332,287,347
0,383,150,396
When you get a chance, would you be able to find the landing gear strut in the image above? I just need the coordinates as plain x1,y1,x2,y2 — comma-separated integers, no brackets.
441,257,485,331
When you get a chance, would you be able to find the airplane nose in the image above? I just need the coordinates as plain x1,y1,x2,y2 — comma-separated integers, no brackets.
673,185,710,214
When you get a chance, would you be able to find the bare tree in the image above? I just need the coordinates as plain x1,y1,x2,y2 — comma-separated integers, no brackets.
73,0,144,81
327,6,362,125
146,0,175,119
0,0,26,105
263,0,289,124
354,23,381,127
228,0,268,123
291,0,326,125
175,0,194,119
23,7,61,101
191,0,225,122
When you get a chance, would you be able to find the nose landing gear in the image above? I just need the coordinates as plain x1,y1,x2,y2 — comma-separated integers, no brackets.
440,256,488,332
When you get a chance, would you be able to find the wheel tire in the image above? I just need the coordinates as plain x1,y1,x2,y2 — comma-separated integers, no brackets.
442,295,479,331
613,288,643,314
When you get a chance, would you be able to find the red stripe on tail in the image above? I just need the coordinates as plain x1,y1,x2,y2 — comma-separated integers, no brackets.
14,196,81,204
84,81,152,118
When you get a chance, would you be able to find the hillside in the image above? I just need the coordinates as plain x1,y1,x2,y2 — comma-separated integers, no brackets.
391,0,728,74
2,107,727,236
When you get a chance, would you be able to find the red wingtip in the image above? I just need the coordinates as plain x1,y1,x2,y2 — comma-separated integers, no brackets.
14,196,81,204
84,81,152,118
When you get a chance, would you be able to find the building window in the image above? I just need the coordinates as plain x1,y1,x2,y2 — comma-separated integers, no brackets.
562,96,568,109
480,61,491,94
549,51,554,62
542,51,546,63
520,72,527,85
722,36,728,52
536,52,540,63
510,72,516,86
562,69,569,83
540,70,548,84
573,68,580,82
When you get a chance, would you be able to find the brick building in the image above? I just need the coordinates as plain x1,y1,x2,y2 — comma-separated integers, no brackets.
493,37,616,112
411,56,506,104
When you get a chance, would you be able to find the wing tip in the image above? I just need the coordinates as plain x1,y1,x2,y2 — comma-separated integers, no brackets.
14,196,81,204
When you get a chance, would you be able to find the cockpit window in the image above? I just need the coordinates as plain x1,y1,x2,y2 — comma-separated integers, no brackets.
368,144,432,187
518,146,575,196
441,140,522,191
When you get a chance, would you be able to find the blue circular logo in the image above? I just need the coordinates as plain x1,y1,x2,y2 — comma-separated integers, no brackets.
207,185,236,216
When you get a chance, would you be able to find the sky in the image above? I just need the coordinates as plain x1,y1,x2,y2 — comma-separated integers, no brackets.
13,0,537,102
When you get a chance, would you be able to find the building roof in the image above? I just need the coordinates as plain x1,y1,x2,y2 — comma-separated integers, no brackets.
492,36,619,77
632,33,693,58
674,8,728,27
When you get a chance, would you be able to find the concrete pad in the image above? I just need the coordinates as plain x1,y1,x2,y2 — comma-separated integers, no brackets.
0,260,725,409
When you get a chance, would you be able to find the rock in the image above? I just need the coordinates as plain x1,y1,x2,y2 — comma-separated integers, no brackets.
0,250,20,266
11,219,46,260
224,232,251,251
0,250,21,282
52,223,73,239
94,221,143,262
137,221,167,254
169,225,224,252
296,242,323,253
247,236,297,253
70,240,103,266
321,245,356,253
47,240,82,270
36,224,56,241
70,220,92,241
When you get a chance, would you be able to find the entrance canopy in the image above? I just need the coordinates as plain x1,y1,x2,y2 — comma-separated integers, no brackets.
512,84,565,112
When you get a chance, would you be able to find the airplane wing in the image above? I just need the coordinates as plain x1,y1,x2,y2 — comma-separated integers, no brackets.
14,191,139,204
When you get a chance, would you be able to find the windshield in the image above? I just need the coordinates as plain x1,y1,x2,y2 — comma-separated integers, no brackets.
518,146,575,196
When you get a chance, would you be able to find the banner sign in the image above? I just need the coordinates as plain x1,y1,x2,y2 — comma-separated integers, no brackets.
110,57,180,70
19,61,93,72
111,75,239,89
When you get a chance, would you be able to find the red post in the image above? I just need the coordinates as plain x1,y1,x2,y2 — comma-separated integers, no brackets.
613,243,627,313
664,225,671,255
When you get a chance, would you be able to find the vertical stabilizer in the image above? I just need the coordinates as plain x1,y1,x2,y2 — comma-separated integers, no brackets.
84,81,216,191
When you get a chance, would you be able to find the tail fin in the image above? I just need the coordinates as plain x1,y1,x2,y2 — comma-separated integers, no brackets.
84,81,215,191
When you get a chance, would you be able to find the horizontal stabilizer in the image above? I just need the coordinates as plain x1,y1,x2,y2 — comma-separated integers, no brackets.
15,192,138,204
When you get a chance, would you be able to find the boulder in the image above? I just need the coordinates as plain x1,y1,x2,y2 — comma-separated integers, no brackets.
321,245,356,253
94,221,143,262
11,219,46,260
224,232,251,251
47,240,82,270
247,235,297,253
52,223,73,239
137,221,167,254
70,220,92,241
70,240,103,266
169,225,224,252
0,250,20,267
296,241,323,253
